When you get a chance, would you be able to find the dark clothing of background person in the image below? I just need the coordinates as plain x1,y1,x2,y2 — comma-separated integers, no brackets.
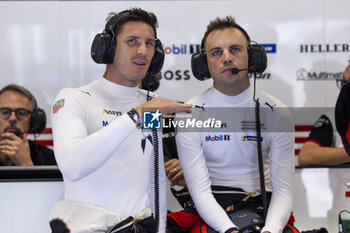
0,140,56,166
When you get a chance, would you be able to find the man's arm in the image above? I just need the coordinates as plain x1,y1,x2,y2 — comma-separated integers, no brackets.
297,114,349,166
263,132,294,232
164,159,186,187
135,97,192,119
261,107,295,233
52,89,192,181
298,141,350,166
298,114,350,166
52,89,139,181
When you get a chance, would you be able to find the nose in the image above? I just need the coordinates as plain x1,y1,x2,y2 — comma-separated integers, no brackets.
8,111,17,122
222,49,232,64
137,42,148,56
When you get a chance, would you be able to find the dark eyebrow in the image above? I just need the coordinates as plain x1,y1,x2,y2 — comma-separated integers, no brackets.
125,36,139,40
126,36,155,42
207,47,222,53
146,38,156,43
229,44,244,49
207,44,244,53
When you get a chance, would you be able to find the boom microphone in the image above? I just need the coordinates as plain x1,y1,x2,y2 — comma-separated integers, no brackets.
231,68,248,74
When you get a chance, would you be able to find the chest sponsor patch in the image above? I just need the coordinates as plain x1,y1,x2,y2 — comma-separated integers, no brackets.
103,108,122,116
241,136,263,141
240,121,266,131
205,134,230,141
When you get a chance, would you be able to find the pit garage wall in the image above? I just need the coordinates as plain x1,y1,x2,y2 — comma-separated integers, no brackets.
1,168,350,232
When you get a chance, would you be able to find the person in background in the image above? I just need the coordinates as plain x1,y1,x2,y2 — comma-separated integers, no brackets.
49,8,191,233
298,64,350,166
0,84,55,166
335,74,350,157
172,16,297,233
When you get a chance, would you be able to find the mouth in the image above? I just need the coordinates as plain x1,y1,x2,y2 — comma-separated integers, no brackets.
132,59,147,68
4,127,19,132
221,67,234,74
4,127,22,136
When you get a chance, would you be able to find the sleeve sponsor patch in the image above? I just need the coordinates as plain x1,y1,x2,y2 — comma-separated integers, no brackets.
53,98,65,114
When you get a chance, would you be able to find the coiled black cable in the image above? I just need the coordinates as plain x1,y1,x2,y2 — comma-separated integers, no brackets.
253,72,268,220
33,133,44,164
152,129,160,233
146,90,160,233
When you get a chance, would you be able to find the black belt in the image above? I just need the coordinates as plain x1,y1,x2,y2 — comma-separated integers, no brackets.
108,215,155,233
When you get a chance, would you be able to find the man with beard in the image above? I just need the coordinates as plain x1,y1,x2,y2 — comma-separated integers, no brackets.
0,84,56,166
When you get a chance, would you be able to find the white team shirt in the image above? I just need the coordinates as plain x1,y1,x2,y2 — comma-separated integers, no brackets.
176,85,295,233
51,77,167,232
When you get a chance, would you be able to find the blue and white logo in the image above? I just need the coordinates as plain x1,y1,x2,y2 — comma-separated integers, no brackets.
261,44,277,53
143,110,161,129
242,136,263,141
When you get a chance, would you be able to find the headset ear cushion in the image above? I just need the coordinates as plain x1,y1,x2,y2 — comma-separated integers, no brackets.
30,108,46,134
142,73,160,92
91,31,115,64
142,40,164,92
148,40,165,76
248,44,267,73
191,52,211,81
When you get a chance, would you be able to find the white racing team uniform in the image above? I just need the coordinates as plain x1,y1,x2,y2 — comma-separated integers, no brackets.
176,85,295,233
50,77,167,232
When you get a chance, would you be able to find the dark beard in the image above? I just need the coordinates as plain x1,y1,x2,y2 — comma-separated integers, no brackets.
4,126,22,137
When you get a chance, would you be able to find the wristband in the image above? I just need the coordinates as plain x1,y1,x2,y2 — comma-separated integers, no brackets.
127,108,142,129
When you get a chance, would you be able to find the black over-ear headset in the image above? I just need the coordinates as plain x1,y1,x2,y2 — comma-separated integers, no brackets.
90,12,165,90
29,97,46,134
191,29,267,81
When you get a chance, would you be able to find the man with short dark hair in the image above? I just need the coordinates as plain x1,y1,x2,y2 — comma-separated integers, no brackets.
49,8,191,233
174,16,296,233
0,84,55,166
